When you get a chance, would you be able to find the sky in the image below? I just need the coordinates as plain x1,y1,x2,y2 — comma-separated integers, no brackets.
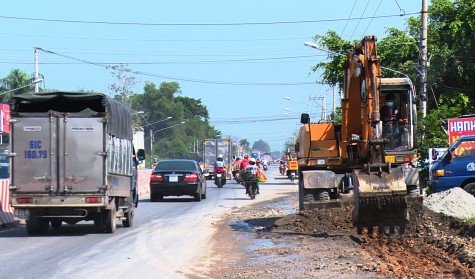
0,0,425,151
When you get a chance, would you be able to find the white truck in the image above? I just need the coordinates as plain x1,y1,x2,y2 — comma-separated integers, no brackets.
9,92,144,234
202,138,232,180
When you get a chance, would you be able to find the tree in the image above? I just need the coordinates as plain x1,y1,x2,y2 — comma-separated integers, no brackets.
108,64,138,105
0,69,32,100
239,139,250,154
310,30,352,88
128,81,223,162
252,139,271,153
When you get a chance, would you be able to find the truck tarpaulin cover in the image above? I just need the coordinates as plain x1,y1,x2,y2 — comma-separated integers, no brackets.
10,91,132,139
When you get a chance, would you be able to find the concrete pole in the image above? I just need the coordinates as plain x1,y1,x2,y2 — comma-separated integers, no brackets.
150,129,153,162
34,47,39,93
420,0,428,117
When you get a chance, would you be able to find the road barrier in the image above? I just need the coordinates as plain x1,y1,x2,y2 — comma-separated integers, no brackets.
0,179,14,226
137,169,152,196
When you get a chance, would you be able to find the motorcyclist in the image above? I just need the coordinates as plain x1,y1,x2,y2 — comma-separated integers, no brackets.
244,157,260,195
151,158,158,168
232,157,242,180
214,154,226,185
256,158,261,169
239,155,250,184
279,157,286,174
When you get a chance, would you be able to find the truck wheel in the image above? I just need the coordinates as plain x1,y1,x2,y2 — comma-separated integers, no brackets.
26,217,49,235
51,220,62,229
104,205,117,233
463,183,475,197
94,213,104,232
122,207,134,228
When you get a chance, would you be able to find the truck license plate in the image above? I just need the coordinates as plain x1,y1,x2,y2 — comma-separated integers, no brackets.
14,209,30,220
169,176,178,182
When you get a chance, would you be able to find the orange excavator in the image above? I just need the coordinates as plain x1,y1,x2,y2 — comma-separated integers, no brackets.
296,36,419,234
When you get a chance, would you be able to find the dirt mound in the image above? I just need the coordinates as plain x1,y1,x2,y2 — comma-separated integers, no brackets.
424,187,475,219
271,202,475,278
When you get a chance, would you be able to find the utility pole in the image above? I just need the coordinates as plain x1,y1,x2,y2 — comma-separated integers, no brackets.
419,0,428,117
150,129,153,160
310,96,326,121
332,85,336,120
34,47,39,93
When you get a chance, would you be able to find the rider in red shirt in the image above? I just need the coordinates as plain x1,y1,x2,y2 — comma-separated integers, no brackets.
240,155,250,170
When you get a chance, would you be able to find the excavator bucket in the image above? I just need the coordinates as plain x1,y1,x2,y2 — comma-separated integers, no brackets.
352,167,408,235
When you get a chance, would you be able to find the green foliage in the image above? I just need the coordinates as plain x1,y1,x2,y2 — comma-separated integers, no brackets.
423,0,475,109
310,0,475,187
0,69,32,100
252,139,270,153
310,30,352,87
126,81,221,161
108,64,138,105
378,28,419,79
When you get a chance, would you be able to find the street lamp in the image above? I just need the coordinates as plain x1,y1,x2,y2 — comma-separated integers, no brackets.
0,78,43,96
142,116,172,128
144,116,172,161
150,121,186,161
283,96,313,107
152,121,186,142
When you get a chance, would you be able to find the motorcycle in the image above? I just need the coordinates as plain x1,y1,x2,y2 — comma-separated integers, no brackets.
214,167,226,188
234,171,242,184
287,170,296,182
242,168,258,199
245,181,258,200
263,164,268,171
279,164,286,175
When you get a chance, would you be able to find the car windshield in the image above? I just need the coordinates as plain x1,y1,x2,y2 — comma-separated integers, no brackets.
155,161,197,171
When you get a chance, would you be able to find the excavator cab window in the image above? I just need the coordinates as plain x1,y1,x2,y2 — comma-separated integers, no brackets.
381,91,411,151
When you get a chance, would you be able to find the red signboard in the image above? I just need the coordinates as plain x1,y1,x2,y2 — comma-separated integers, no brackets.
448,117,475,144
0,104,10,134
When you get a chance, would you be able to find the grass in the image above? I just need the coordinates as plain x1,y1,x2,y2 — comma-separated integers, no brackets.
466,217,475,223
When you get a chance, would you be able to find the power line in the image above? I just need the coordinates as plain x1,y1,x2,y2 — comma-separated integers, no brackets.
341,0,358,37
0,54,324,65
349,0,371,40
362,0,383,37
0,12,419,27
38,47,319,86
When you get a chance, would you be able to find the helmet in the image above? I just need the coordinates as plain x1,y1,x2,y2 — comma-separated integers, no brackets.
249,158,256,163
218,154,223,159
244,155,249,159
236,157,241,160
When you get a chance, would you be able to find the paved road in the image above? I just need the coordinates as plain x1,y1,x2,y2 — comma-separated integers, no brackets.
0,165,297,279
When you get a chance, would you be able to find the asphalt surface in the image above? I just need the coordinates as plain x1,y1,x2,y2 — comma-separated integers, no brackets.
0,165,296,278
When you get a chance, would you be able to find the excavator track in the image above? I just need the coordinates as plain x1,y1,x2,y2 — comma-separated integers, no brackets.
352,168,408,235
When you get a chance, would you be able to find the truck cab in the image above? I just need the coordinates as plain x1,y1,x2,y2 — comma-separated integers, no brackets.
429,135,475,196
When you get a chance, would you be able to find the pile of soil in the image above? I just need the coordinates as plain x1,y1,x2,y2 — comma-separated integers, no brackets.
271,201,475,278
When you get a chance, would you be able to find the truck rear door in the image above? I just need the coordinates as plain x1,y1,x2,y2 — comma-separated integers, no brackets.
11,113,104,194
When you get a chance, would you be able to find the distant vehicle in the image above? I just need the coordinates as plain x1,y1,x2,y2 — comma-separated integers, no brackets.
150,159,207,201
429,135,475,196
202,138,232,180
